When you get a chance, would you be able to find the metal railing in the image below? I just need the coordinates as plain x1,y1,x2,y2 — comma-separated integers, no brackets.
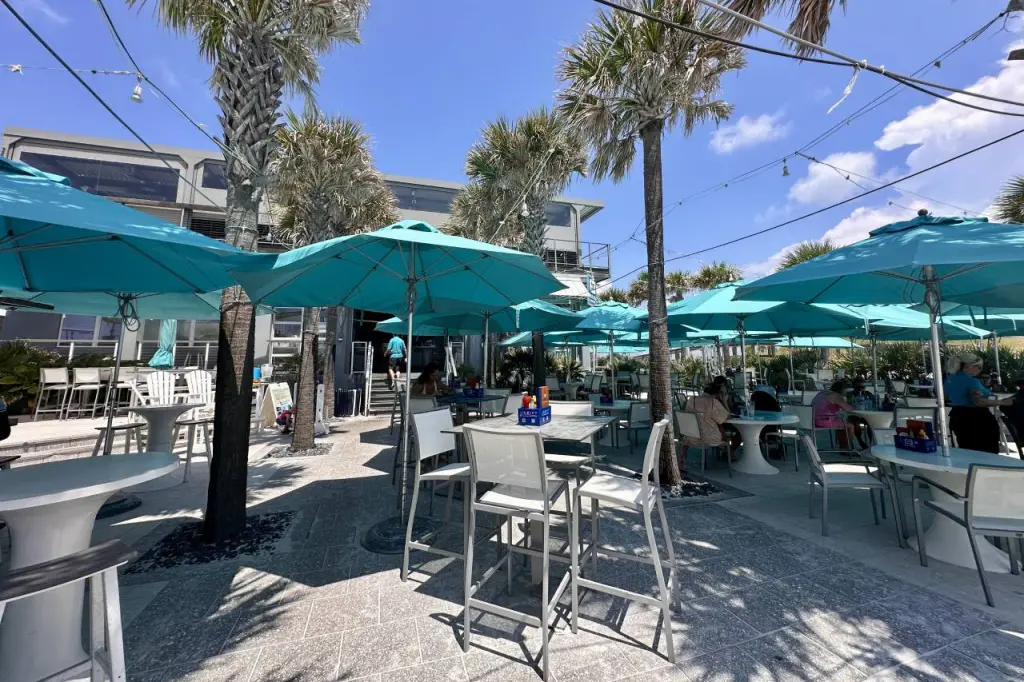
134,341,218,369
542,239,610,273
11,339,118,362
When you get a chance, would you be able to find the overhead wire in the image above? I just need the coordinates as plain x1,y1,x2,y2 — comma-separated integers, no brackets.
0,0,230,217
2,64,135,75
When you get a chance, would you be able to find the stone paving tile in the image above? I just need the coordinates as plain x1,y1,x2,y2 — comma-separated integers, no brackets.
617,665,690,681
249,634,342,682
675,646,768,682
545,625,638,682
338,620,423,679
675,554,771,599
152,651,258,682
793,613,916,676
740,539,849,579
126,611,242,673
303,591,379,636
221,600,313,653
737,629,866,681
883,649,1011,682
415,614,466,663
855,592,1004,654
382,657,468,682
949,628,1024,678
803,563,914,607
379,574,464,623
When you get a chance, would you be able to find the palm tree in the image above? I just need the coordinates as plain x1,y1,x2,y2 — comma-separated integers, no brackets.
775,239,835,271
721,0,842,54
133,0,368,541
444,184,516,248
271,109,390,451
462,108,587,382
665,270,692,302
692,261,742,290
560,0,744,484
627,272,650,306
599,287,630,303
992,175,1024,224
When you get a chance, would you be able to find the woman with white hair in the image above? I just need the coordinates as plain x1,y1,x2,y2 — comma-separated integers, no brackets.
944,352,1011,453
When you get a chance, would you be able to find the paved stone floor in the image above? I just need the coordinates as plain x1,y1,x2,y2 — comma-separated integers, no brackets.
46,417,1024,681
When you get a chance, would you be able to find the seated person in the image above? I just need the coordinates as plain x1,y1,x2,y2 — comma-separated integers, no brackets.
771,368,791,395
685,377,742,451
849,378,876,408
410,362,454,398
812,381,869,450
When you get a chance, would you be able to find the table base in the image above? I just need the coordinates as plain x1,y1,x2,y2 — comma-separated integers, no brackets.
360,514,442,555
911,481,1012,573
732,422,779,475
97,492,143,519
124,467,182,492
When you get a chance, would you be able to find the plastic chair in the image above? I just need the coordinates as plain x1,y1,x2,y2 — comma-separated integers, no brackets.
625,402,651,452
545,402,596,488
461,424,573,681
401,408,471,581
479,388,511,418
570,416,675,663
145,371,179,406
392,395,437,485
911,464,1024,607
676,408,732,477
803,435,894,538
64,368,104,418
767,404,811,471
501,393,520,416
545,376,565,400
33,367,69,421
904,396,938,409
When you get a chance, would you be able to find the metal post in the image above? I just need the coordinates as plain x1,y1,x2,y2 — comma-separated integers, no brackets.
738,320,749,406
101,312,128,456
870,332,880,400
68,341,75,363
788,336,795,392
399,280,416,518
204,343,211,370
923,266,951,452
483,315,490,388
992,331,1002,385
609,330,615,390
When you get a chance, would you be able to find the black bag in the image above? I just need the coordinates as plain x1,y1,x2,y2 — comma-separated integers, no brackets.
0,400,10,442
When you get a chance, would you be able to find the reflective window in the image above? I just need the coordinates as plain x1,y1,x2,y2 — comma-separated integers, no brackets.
97,317,122,342
389,182,457,214
273,308,303,338
201,161,227,189
176,321,193,342
545,202,572,227
142,320,161,341
193,320,219,342
59,315,95,342
19,152,180,202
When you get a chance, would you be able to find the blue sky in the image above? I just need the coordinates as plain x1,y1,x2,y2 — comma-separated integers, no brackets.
2,0,1022,291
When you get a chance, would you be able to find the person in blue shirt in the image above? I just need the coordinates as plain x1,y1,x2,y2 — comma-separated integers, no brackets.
385,334,407,389
944,352,1011,453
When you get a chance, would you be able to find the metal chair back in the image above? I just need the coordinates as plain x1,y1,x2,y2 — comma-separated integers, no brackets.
905,396,938,409
674,410,701,441
967,464,1024,522
463,425,548,495
783,404,814,431
550,401,593,417
40,367,68,385
72,367,102,385
639,416,670,509
411,408,456,463
801,434,827,483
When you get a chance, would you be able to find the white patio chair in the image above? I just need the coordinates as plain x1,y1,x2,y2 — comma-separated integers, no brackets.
392,395,437,485
911,463,1024,607
904,396,938,409
625,401,651,452
803,435,895,538
33,367,69,421
676,408,732,477
545,376,565,400
545,401,596,489
183,370,215,418
64,368,104,419
107,367,140,417
477,387,511,419
570,415,675,664
461,424,574,681
0,540,135,682
401,408,471,582
145,371,179,406
170,370,215,482
891,379,907,396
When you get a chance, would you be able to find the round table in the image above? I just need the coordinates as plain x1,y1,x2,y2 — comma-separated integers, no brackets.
852,409,894,430
870,445,1024,572
0,452,178,682
593,400,634,447
727,412,799,475
129,403,202,490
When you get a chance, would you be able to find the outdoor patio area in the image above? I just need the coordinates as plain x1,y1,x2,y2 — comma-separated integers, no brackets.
5,416,1019,682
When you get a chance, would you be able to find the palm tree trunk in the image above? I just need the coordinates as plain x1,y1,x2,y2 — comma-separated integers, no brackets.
641,121,681,485
204,183,259,542
522,205,549,390
292,307,321,451
322,306,340,418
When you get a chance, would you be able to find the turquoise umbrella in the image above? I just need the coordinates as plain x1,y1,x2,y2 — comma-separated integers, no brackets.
737,214,1024,446
573,301,648,365
777,337,863,349
935,306,1024,381
149,320,177,369
0,289,271,320
231,220,562,549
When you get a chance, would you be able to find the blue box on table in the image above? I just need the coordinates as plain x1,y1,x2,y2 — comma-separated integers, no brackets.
894,434,937,453
599,395,613,405
462,387,484,398
518,405,552,426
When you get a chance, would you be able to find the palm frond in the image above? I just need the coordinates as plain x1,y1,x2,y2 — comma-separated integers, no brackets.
721,0,845,55
775,239,835,271
992,175,1024,225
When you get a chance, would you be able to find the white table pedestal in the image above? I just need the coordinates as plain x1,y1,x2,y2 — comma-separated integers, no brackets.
128,403,199,491
731,422,779,475
0,493,108,682
909,470,1012,572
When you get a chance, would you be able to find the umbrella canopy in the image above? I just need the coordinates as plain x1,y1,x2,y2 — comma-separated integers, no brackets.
777,337,863,349
149,320,177,369
736,215,1024,307
0,157,254,293
931,305,1024,337
232,220,562,314
0,289,271,319
499,330,670,352
375,298,582,336
817,304,990,341
575,301,646,331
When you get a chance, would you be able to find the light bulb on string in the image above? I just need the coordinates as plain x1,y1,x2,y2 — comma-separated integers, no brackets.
781,159,790,177
520,202,529,218
130,74,143,103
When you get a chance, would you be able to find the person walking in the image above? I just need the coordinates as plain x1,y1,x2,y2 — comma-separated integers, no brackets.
385,333,407,389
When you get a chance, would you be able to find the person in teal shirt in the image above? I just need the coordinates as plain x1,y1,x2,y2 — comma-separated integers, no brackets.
944,352,1010,453
385,334,407,388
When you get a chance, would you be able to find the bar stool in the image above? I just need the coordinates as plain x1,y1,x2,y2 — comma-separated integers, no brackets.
401,408,471,581
461,424,575,681
570,415,676,663
90,423,146,457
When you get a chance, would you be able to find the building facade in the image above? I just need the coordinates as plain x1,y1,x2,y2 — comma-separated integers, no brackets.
0,127,608,379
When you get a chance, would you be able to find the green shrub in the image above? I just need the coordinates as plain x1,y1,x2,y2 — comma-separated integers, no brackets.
0,340,64,413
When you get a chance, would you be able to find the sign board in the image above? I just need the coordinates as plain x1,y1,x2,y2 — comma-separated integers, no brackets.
262,382,293,428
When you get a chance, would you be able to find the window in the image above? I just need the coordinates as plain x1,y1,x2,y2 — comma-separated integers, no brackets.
59,315,96,342
19,152,180,202
389,182,457,214
201,161,227,189
97,317,122,342
193,320,219,342
273,308,303,338
544,202,572,227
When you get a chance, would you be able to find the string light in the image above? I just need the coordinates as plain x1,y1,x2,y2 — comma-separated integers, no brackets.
781,159,790,177
130,74,143,103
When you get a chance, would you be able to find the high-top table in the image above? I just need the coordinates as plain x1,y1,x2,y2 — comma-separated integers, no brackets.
871,445,1024,572
0,453,178,682
727,411,799,475
851,409,895,430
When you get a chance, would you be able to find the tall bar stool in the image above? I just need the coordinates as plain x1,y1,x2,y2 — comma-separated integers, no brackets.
401,408,471,581
461,424,575,681
569,415,676,664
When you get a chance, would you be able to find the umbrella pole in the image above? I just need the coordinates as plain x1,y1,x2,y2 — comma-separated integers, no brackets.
609,331,615,392
483,315,490,388
923,267,951,451
871,333,879,401
738,321,749,405
101,323,127,456
399,287,415,517
788,336,795,393
992,331,1002,385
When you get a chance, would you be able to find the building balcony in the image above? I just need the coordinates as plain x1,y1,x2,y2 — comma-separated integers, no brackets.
543,239,611,276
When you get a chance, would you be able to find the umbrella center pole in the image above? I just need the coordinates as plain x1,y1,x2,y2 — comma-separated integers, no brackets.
923,267,951,452
101,295,138,456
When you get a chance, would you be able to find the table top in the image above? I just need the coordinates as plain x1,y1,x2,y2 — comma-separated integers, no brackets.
444,414,614,440
133,402,204,414
0,452,179,512
728,411,799,427
593,400,635,411
870,444,1024,474
436,394,506,405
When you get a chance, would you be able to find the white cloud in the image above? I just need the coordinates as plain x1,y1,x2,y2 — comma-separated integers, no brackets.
709,112,790,154
787,151,890,205
158,61,180,89
17,0,68,25
753,203,793,225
